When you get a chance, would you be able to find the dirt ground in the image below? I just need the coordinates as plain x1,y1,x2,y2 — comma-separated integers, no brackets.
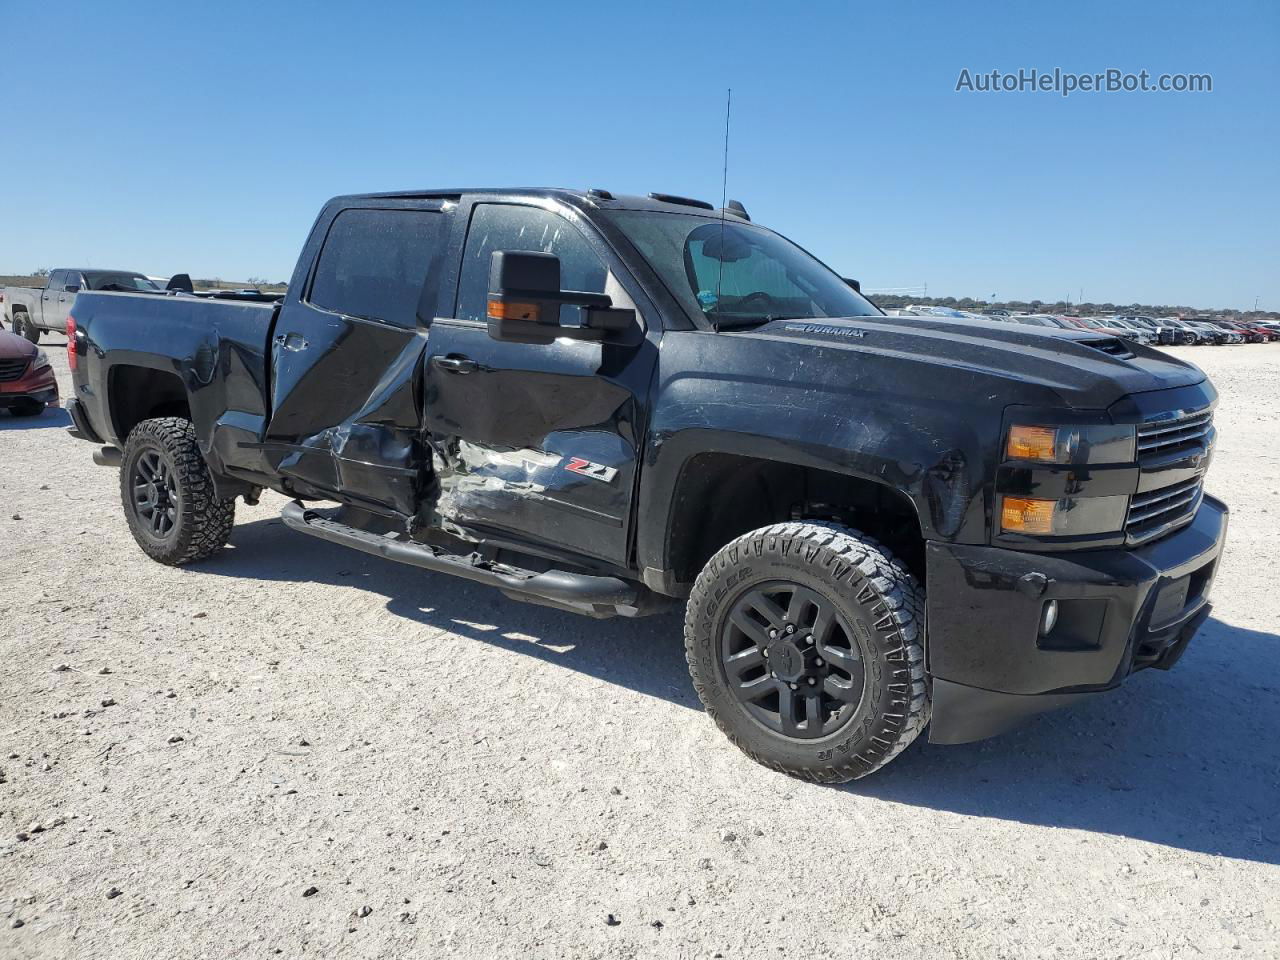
1,338,1277,959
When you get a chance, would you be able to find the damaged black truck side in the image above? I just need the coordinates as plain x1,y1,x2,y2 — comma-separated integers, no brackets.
65,189,1228,781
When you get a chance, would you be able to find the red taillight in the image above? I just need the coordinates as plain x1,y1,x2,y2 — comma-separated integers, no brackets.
66,315,78,371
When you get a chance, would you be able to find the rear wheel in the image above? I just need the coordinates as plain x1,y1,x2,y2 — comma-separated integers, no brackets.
685,521,929,782
120,417,235,565
14,313,40,343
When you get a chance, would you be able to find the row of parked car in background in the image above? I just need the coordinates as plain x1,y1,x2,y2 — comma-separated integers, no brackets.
894,305,1279,346
3,267,1274,352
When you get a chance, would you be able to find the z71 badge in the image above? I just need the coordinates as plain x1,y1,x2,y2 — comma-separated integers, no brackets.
564,457,618,483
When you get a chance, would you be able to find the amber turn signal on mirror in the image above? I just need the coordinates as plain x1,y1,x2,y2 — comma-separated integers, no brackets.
486,297,541,322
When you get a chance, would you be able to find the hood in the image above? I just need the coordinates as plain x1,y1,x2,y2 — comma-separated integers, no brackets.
741,314,1205,410
0,330,38,360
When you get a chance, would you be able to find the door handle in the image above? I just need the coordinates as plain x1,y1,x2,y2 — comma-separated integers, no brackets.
433,355,479,374
273,332,309,352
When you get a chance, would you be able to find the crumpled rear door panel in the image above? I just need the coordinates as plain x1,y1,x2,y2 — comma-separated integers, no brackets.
266,308,428,517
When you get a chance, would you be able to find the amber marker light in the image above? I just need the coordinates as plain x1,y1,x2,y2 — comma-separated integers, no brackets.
1006,424,1060,462
487,298,540,321
1001,496,1056,535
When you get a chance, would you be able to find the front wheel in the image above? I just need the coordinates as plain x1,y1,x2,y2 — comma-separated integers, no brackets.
120,417,236,565
685,521,929,782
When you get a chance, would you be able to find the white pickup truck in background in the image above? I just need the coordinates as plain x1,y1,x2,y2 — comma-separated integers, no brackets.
3,268,160,342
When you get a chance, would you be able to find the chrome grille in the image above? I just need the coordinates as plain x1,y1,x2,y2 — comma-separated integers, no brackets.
1137,407,1213,459
0,358,29,382
1125,476,1203,546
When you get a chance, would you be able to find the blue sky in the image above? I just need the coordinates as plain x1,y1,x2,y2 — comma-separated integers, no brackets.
4,0,1276,309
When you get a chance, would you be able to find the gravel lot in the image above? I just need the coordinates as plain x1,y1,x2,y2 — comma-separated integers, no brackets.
2,338,1277,959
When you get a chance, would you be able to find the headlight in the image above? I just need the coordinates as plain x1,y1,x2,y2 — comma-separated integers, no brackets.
32,350,51,372
1005,423,1135,465
1000,421,1137,539
1000,494,1129,536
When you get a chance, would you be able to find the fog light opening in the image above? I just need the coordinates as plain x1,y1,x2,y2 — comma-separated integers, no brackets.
1039,599,1059,637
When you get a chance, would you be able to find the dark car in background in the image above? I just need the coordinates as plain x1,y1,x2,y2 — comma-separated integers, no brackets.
1156,318,1199,345
1114,314,1179,345
1187,320,1234,344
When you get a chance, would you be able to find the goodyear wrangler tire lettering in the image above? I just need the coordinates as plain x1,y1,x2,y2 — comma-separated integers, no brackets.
683,521,930,783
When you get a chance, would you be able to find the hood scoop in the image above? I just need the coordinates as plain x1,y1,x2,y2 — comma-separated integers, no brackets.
1077,337,1134,359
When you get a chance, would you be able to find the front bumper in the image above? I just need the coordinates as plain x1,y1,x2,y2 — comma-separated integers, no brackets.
0,364,59,407
925,495,1228,743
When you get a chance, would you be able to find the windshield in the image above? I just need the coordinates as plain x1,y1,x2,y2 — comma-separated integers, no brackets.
84,271,159,292
602,210,880,327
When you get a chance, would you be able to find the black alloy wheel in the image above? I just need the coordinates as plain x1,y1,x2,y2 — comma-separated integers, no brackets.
720,581,867,739
131,449,180,540
685,521,929,782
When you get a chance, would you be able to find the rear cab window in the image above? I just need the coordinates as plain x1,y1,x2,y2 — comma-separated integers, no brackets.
308,208,445,328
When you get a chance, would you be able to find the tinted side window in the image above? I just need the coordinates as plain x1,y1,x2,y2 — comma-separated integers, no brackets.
456,204,608,324
48,271,65,290
309,208,442,327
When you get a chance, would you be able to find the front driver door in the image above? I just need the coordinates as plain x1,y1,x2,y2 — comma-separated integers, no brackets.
40,271,65,329
423,201,658,567
49,271,81,333
262,201,447,517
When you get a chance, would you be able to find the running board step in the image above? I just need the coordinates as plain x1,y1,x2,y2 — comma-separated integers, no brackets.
280,500,647,618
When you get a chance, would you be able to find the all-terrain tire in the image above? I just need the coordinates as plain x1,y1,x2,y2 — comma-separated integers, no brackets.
120,417,235,565
684,521,929,782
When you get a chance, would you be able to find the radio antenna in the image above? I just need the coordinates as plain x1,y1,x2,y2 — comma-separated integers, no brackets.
715,88,732,326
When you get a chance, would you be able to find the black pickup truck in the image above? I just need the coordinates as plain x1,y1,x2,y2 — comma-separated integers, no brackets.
65,188,1228,781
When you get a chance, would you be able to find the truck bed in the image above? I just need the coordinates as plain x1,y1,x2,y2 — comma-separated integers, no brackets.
69,290,278,486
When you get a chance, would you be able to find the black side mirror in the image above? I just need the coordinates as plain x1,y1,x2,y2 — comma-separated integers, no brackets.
64,284,81,293
486,250,634,345
843,277,861,293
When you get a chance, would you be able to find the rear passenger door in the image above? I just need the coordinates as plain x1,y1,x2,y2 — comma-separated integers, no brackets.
262,200,448,518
